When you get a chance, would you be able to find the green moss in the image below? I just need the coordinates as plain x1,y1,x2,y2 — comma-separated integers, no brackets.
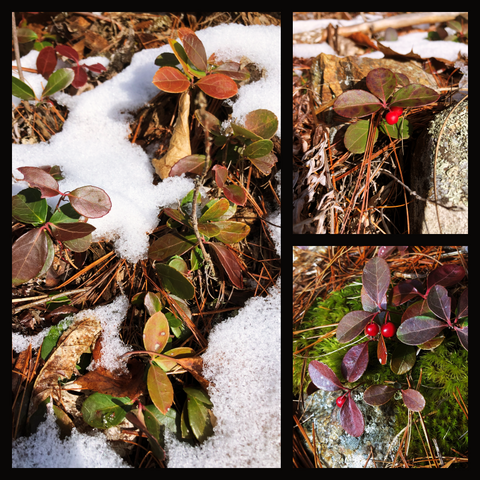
294,282,468,460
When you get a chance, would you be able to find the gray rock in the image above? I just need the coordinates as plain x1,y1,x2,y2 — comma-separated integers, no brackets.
409,100,468,234
299,386,399,468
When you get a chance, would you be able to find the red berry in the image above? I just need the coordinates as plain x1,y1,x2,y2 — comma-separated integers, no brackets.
381,322,396,338
365,322,379,337
336,394,346,408
390,106,403,116
385,112,399,125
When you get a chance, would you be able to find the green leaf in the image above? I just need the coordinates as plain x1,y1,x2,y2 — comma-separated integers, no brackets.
243,109,278,139
155,263,195,300
379,116,411,140
41,68,75,98
244,139,273,159
12,188,48,225
144,404,179,448
12,76,36,101
81,393,132,429
185,389,214,442
41,318,73,360
148,233,197,261
344,119,379,154
199,198,230,223
389,84,440,108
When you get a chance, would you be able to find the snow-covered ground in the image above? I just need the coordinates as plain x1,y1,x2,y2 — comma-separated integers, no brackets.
12,23,281,468
294,13,468,64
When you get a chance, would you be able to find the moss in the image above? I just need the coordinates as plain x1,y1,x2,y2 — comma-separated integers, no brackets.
294,282,468,461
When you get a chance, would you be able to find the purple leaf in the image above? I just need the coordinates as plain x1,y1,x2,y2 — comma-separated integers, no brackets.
336,310,376,343
68,186,112,218
208,242,243,289
427,285,451,321
427,264,465,290
341,342,369,383
456,288,468,318
455,325,468,351
49,222,96,241
333,90,382,118
366,68,396,105
389,84,440,108
392,279,424,306
363,384,396,406
362,257,390,306
12,228,48,285
396,316,446,345
308,360,344,392
17,166,60,198
401,389,425,412
340,394,364,437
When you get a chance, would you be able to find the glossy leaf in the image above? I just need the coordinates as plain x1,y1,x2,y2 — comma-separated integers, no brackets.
455,325,468,351
169,257,188,275
16,27,38,43
344,119,379,154
152,66,190,93
147,364,173,415
167,38,193,80
49,222,95,241
155,263,194,299
155,52,180,68
38,233,55,276
199,198,230,223
208,242,243,288
223,185,247,206
195,109,221,135
12,76,36,101
231,122,262,141
341,341,369,382
363,256,390,306
181,32,207,73
396,316,446,345
17,166,60,198
308,360,343,391
361,285,387,313
163,208,190,228
63,234,92,252
333,90,382,118
186,391,213,442
401,299,431,323
36,46,57,78
363,384,396,406
12,188,48,225
336,310,376,343
366,68,396,105
244,139,273,159
169,154,211,177
212,165,228,188
148,233,197,261
392,279,424,306
55,44,80,63
68,186,112,218
379,116,411,139
389,84,440,108
340,394,364,437
41,68,75,98
144,292,163,316
155,347,195,372
427,264,465,289
243,109,278,140
197,222,221,237
427,285,451,321
196,73,238,100
377,333,387,365
127,409,165,460
81,393,131,429
456,288,468,319
72,65,88,89
390,342,416,374
144,403,178,445
143,311,170,354
250,152,278,175
401,389,425,412
210,220,250,244
12,228,48,285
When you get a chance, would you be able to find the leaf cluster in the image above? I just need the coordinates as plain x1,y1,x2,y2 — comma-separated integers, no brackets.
12,165,112,286
333,68,440,153
13,44,106,103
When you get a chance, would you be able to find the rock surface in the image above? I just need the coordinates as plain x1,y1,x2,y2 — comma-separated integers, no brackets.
299,386,399,468
409,99,468,234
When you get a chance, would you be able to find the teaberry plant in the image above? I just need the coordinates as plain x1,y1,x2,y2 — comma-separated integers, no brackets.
148,188,250,290
12,44,106,103
153,27,246,100
333,67,440,153
308,251,467,437
12,166,111,285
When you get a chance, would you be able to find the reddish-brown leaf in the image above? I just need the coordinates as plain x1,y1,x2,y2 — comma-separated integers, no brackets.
212,165,228,188
223,185,246,206
169,154,210,177
49,222,96,241
36,46,57,79
148,233,197,261
208,242,243,288
12,228,48,286
182,32,207,72
153,66,190,93
196,73,238,99
17,166,60,198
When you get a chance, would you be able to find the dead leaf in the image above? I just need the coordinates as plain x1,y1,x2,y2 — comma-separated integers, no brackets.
65,334,146,400
175,356,211,391
152,91,191,179
28,317,101,419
